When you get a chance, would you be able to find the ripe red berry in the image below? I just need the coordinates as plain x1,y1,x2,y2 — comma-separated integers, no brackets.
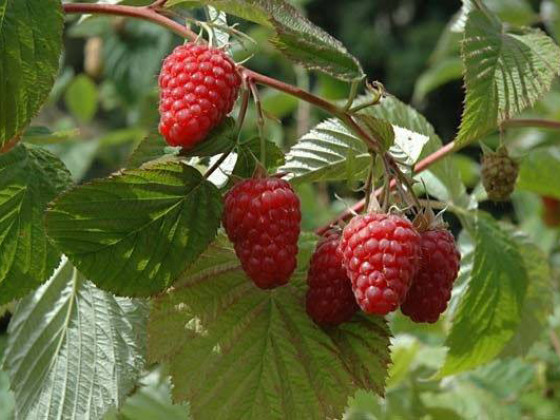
339,213,421,315
158,44,241,149
400,229,460,323
223,178,301,289
306,230,358,326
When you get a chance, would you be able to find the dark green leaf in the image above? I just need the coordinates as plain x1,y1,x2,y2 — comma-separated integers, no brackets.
64,75,99,123
147,234,390,419
517,146,560,199
167,0,364,81
127,133,177,169
232,137,285,179
0,145,72,304
45,162,223,297
0,0,63,147
354,115,395,153
183,117,237,157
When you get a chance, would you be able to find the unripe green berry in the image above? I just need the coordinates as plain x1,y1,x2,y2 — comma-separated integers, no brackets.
481,146,519,202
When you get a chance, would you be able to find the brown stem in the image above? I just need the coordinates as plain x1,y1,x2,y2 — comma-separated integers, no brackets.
64,3,199,40
203,148,234,179
62,3,560,234
63,2,389,156
502,118,560,130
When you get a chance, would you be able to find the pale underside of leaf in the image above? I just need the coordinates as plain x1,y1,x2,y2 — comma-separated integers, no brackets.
2,257,148,420
281,110,429,185
456,9,560,147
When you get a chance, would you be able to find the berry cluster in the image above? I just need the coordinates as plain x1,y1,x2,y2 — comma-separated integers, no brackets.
307,212,460,326
158,44,241,149
156,44,461,328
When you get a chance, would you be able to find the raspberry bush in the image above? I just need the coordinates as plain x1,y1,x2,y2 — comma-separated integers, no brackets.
1,0,560,419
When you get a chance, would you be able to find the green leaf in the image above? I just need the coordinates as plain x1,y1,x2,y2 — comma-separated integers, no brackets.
354,115,395,153
517,146,560,199
413,57,463,103
147,234,390,419
45,162,223,297
439,212,529,377
2,257,148,420
206,6,230,49
358,96,470,207
167,0,364,81
500,230,552,357
0,369,14,420
281,102,430,184
0,145,72,304
232,137,285,179
183,117,237,157
456,9,560,147
127,133,177,169
22,126,81,145
104,368,190,420
64,75,99,123
102,20,174,103
0,0,63,147
281,118,371,183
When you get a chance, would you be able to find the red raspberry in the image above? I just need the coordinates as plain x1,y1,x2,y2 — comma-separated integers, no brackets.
401,229,460,323
306,230,359,326
158,44,241,149
339,213,421,315
223,178,301,289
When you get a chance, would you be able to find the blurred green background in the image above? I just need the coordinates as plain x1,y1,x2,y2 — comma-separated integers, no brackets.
2,0,560,419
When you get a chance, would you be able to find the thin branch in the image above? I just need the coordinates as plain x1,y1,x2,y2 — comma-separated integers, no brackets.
62,3,560,235
316,142,455,234
502,118,560,130
235,87,251,137
248,80,266,164
63,3,199,41
203,148,234,179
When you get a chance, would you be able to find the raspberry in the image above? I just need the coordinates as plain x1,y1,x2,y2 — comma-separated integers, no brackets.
339,213,421,315
400,229,460,323
542,196,560,227
158,44,241,149
481,146,519,202
223,177,301,289
306,230,358,326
